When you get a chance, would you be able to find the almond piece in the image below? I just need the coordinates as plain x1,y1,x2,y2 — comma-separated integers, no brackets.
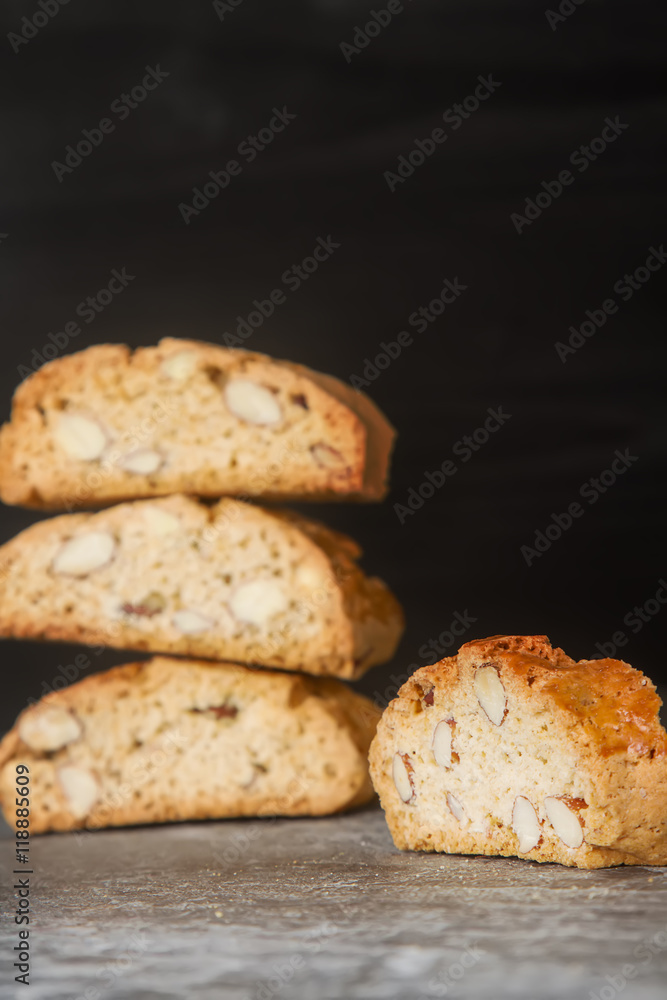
18,706,81,753
142,506,181,536
161,349,199,380
52,532,115,577
58,765,99,818
512,796,542,853
311,443,345,468
474,664,507,726
432,719,454,768
447,792,465,822
545,796,584,849
229,579,289,625
52,412,107,461
172,609,213,634
224,379,282,426
119,449,162,475
295,563,324,591
392,752,415,803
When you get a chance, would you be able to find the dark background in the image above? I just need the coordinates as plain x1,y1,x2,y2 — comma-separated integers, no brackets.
0,0,665,732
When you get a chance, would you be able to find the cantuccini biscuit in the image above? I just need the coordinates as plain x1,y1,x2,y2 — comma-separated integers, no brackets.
369,635,667,868
0,495,404,679
0,339,395,509
0,656,381,833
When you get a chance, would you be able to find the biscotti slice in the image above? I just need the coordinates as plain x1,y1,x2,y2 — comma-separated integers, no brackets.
369,634,667,869
0,495,403,678
0,338,395,509
0,656,381,833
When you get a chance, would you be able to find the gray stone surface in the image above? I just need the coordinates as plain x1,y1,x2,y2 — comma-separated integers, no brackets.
1,807,666,1000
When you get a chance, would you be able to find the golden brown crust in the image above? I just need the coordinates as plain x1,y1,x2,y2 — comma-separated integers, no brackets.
0,339,396,509
0,657,381,833
369,634,667,869
443,634,667,758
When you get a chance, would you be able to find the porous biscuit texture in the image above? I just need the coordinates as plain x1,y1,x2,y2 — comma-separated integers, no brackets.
0,656,381,833
0,339,395,509
0,495,404,678
369,634,667,868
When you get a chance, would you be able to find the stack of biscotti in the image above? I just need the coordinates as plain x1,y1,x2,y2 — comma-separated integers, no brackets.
0,339,404,832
